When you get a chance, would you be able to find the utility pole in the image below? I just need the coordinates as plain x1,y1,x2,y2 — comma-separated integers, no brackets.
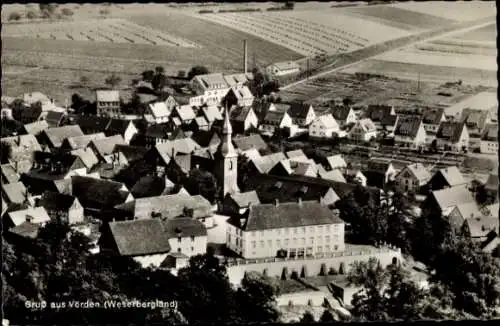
253,51,256,71
417,71,421,92
307,58,310,80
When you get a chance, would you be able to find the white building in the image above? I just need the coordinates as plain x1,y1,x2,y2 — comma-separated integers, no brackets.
309,114,340,139
226,200,345,259
480,123,498,154
96,90,120,117
189,73,231,107
266,61,300,77
348,118,377,142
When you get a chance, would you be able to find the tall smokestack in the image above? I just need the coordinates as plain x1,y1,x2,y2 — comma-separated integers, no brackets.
243,39,248,74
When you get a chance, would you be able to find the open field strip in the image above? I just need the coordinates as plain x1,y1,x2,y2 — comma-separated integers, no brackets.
390,1,496,22
453,23,497,41
2,65,42,76
341,5,456,31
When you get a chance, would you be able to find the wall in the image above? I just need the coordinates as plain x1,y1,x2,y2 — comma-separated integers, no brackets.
168,235,207,257
480,140,498,154
133,253,169,268
226,248,402,285
276,291,327,307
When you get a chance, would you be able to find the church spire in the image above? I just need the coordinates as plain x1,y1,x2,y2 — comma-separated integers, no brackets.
218,106,236,157
222,105,233,135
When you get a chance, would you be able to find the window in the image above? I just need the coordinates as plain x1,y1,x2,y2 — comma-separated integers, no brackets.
191,247,194,252
236,238,239,246
229,160,233,170
302,227,306,233
191,236,195,242
252,241,256,249
325,236,331,243
334,245,339,251
177,237,182,243
177,248,181,253
228,234,232,243
317,225,323,232
316,246,322,253
309,237,314,244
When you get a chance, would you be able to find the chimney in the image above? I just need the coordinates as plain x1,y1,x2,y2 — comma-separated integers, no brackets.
274,199,279,207
243,39,248,74
298,197,302,206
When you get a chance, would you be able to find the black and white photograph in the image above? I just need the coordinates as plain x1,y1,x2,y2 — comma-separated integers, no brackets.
1,1,498,324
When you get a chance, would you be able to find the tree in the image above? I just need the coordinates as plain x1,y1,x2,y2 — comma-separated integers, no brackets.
39,4,58,17
79,75,89,88
155,66,165,75
187,66,210,79
26,11,37,19
61,8,73,16
320,310,335,322
71,93,91,115
237,154,253,191
300,311,316,323
99,8,110,16
8,12,21,21
177,70,187,78
105,74,121,89
141,70,155,83
152,74,167,92
184,169,217,204
284,2,295,10
236,272,280,323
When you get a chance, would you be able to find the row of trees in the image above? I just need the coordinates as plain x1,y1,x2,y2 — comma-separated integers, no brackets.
2,221,281,324
8,5,77,21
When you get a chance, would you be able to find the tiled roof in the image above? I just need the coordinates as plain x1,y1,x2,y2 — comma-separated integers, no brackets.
461,109,490,129
230,106,252,122
9,222,41,239
288,103,312,119
422,108,445,125
481,123,498,141
432,186,475,212
96,90,120,102
106,119,136,136
194,116,209,127
1,164,21,184
72,116,111,133
156,138,201,156
191,130,221,148
318,169,346,183
71,148,99,170
45,111,66,128
144,123,173,139
366,105,394,122
63,133,106,150
357,118,377,132
233,134,268,152
253,152,287,173
367,158,393,173
228,86,254,101
114,145,148,162
43,125,84,147
465,216,499,238
91,135,126,158
381,114,399,127
437,167,466,187
223,73,254,87
194,73,228,90
71,176,130,209
201,106,223,123
325,155,347,170
452,202,483,220
39,191,78,211
331,105,352,121
233,200,343,231
394,115,423,138
290,160,318,176
263,111,287,125
175,105,196,121
23,120,49,135
1,134,42,162
398,163,431,184
436,122,466,143
7,206,51,226
164,217,207,238
108,219,171,256
270,61,300,71
286,149,306,159
2,181,27,204
131,175,174,199
228,190,261,208
315,114,339,129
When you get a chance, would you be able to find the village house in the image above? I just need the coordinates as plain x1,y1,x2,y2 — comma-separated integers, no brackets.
22,120,49,136
223,86,255,108
164,217,208,257
287,103,316,127
222,190,261,215
70,148,100,172
447,202,484,231
105,119,138,145
331,105,357,127
4,206,51,230
345,169,368,187
44,110,67,128
393,115,426,149
60,133,106,152
324,155,348,172
250,152,287,174
365,105,396,128
223,72,254,88
363,158,396,189
1,134,42,163
480,123,498,154
38,191,84,225
394,163,432,194
189,73,231,107
427,166,467,191
421,185,475,217
435,122,469,152
232,134,268,155
38,125,85,149
171,105,197,125
144,123,176,147
1,164,21,184
229,106,259,133
226,199,345,259
2,181,28,205
462,216,499,243
259,111,293,137
88,135,127,163
200,105,223,129
71,116,110,135
96,90,121,117
145,102,171,124
348,118,377,143
266,61,300,77
269,159,319,178
380,114,399,135
422,108,446,144
309,114,340,139
461,109,492,149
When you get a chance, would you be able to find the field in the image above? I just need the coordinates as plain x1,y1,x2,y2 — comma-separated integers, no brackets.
453,23,497,42
2,12,301,103
196,9,411,56
390,1,496,22
341,5,456,31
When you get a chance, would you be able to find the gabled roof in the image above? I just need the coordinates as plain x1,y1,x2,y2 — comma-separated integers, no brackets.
114,145,148,162
252,152,287,173
70,148,99,170
43,125,84,147
131,175,174,199
232,200,343,231
9,222,41,239
191,130,221,148
2,181,27,204
164,217,207,238
318,169,346,183
431,186,475,212
481,123,498,141
314,114,339,129
39,191,78,211
381,114,399,127
194,116,209,128
201,105,223,123
62,133,106,151
288,103,313,120
465,216,499,238
90,135,126,158
394,116,423,138
228,190,261,208
23,120,49,135
436,166,466,187
1,164,21,184
71,176,131,209
96,90,120,102
331,105,353,121
263,110,288,125
366,158,393,173
451,202,483,220
108,219,171,256
193,73,228,90
156,138,201,156
45,111,66,128
397,163,431,184
1,134,42,162
355,118,377,133
7,206,51,227
484,172,498,191
436,122,467,143
269,61,300,71
286,149,307,160
106,119,136,136
175,105,196,121
144,123,174,139
460,109,490,129
422,108,445,125
233,134,268,152
73,116,111,133
325,155,347,170
366,105,395,122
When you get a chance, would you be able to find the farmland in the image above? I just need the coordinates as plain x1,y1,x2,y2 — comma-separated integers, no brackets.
390,1,496,22
453,23,497,42
196,10,412,56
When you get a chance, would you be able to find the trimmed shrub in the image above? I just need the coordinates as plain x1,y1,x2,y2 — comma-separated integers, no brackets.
281,267,289,280
290,270,299,280
262,268,268,277
319,263,327,276
328,267,338,275
300,265,308,278
339,262,345,275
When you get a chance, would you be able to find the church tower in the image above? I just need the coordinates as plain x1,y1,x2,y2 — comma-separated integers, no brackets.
215,106,239,196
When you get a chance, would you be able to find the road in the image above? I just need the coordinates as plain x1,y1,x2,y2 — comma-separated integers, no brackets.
282,17,495,91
